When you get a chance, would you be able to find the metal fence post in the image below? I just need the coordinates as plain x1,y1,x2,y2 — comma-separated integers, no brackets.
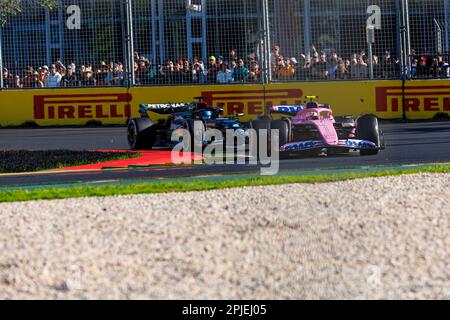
261,0,271,84
367,26,375,80
399,0,411,80
125,0,135,87
303,0,311,58
399,0,411,121
158,0,165,66
404,0,411,79
445,0,450,53
0,27,3,89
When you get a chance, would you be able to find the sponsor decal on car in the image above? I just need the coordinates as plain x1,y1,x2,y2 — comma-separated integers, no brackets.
343,139,378,149
270,105,304,114
34,93,132,120
141,103,191,110
281,141,325,152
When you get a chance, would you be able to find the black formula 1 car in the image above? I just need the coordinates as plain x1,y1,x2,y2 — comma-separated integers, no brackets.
127,97,248,150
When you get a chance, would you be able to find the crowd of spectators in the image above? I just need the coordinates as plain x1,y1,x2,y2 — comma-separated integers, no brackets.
2,60,125,89
411,55,450,78
271,45,401,81
133,50,260,85
0,49,260,88
271,45,450,81
2,46,449,88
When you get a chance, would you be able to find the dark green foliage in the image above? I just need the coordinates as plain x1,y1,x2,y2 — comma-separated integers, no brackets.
0,150,138,173
0,0,57,26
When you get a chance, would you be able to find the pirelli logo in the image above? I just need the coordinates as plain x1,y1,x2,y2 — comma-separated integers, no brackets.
376,86,450,113
34,93,132,120
201,89,303,115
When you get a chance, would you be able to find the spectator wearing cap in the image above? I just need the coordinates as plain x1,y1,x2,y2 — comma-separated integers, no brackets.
38,65,49,84
416,57,428,78
81,66,96,86
217,56,225,69
207,56,219,83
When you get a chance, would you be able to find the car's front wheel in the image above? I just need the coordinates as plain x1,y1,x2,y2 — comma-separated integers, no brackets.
127,118,155,150
357,115,381,156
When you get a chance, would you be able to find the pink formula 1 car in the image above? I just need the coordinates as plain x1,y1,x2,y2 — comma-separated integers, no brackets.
250,96,385,157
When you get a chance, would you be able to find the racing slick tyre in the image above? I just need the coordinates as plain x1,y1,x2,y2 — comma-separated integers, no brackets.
357,115,381,156
184,119,206,153
127,118,155,150
250,119,270,158
270,120,290,147
271,120,291,160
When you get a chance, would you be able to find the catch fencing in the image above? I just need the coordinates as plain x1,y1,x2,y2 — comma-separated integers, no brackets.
0,0,449,89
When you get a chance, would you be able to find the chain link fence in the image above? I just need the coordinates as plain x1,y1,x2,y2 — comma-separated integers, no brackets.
0,0,449,89
269,0,402,81
409,0,450,79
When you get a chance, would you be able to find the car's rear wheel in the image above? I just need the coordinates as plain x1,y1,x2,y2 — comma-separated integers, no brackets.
357,115,381,156
250,119,270,158
127,118,155,150
270,120,290,148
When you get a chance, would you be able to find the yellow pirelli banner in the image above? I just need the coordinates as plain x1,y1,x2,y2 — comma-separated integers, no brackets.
0,80,449,126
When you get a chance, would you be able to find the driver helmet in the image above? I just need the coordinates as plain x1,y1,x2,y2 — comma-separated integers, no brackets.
306,101,319,109
203,110,213,120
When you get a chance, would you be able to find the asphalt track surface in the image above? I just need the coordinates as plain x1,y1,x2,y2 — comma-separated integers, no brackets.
0,121,450,187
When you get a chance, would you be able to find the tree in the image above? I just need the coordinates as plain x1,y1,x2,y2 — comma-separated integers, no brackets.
0,0,58,26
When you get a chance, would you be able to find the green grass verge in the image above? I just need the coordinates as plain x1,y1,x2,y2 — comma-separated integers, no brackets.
0,164,449,203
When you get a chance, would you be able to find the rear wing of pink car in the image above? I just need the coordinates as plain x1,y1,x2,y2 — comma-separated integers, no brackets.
268,105,304,116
